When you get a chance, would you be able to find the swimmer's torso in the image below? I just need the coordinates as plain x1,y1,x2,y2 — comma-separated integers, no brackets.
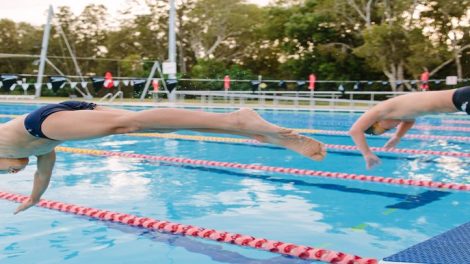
377,90,457,120
0,116,61,158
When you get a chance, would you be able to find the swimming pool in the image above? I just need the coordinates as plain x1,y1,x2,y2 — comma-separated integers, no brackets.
0,102,469,263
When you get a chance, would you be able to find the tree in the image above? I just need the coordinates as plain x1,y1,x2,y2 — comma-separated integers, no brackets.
185,0,265,62
0,19,41,74
418,0,470,79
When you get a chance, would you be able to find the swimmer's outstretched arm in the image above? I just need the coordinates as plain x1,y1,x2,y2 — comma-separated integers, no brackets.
14,151,56,214
349,109,383,169
383,120,415,148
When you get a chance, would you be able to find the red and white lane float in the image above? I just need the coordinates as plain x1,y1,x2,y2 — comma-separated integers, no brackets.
293,128,470,142
441,120,470,125
0,191,377,264
412,125,470,132
55,147,470,191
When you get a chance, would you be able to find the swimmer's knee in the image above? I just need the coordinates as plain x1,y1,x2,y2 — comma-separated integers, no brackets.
111,114,142,134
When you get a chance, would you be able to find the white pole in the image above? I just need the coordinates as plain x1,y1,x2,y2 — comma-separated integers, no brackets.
168,0,177,102
35,5,53,98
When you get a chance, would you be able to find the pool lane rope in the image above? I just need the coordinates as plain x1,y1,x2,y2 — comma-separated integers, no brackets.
411,125,470,132
128,133,470,159
441,119,470,125
293,129,470,142
0,191,377,264
55,147,470,191
0,114,469,142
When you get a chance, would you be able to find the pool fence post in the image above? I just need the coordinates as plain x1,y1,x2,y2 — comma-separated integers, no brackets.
35,5,53,98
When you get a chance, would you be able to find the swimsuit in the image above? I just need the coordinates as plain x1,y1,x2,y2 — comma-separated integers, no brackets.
24,101,97,140
452,86,470,115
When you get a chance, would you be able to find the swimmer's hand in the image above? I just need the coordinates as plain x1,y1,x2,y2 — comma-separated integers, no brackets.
364,153,381,169
14,197,38,214
384,136,400,149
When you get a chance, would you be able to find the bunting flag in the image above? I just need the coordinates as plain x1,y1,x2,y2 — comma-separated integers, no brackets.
133,79,146,89
34,83,41,90
90,77,105,92
70,82,78,89
0,74,18,92
113,81,120,87
296,81,306,90
354,82,361,90
21,83,30,91
49,76,67,93
0,81,3,89
9,84,17,91
132,79,147,97
123,80,130,86
165,79,178,93
278,80,287,89
80,82,88,89
47,83,52,90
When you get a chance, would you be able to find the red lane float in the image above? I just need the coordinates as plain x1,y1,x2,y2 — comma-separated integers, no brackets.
56,147,470,191
294,129,470,142
412,125,470,132
441,120,470,125
326,144,470,158
0,191,377,264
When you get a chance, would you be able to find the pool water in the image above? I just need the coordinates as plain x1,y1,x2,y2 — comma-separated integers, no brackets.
0,103,469,264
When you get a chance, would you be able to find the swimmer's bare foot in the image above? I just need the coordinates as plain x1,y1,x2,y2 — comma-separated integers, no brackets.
253,131,326,161
230,108,326,161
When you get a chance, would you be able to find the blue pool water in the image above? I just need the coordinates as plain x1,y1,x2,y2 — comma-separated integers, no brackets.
0,102,469,264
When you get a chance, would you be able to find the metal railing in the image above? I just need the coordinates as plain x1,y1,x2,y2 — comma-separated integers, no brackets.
99,91,124,103
150,90,411,108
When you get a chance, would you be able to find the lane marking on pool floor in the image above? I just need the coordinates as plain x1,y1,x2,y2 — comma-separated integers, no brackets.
55,147,470,191
127,133,470,159
1,114,469,142
0,191,378,264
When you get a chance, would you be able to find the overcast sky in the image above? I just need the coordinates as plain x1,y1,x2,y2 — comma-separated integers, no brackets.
0,0,271,26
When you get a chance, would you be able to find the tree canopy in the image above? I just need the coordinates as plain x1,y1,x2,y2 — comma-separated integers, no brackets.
0,0,469,92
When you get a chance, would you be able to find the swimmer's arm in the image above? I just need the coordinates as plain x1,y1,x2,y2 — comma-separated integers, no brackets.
349,109,384,169
384,120,415,148
349,109,382,156
395,120,415,138
14,151,56,214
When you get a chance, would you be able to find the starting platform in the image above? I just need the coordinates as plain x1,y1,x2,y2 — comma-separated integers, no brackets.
380,222,470,264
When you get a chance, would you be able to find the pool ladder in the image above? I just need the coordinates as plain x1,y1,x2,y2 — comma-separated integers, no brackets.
99,91,123,103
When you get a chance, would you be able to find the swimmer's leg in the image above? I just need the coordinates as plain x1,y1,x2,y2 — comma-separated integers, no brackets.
42,107,326,160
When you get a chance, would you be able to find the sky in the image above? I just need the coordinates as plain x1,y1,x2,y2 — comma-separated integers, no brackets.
0,0,271,26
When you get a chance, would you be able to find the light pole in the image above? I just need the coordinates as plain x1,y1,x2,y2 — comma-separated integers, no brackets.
35,5,53,98
168,0,177,102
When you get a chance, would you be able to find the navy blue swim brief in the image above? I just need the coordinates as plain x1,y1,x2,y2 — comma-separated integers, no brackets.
452,86,470,115
24,101,97,140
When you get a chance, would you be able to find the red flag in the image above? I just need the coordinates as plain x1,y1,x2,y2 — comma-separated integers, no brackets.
420,71,429,91
308,74,316,90
224,75,231,91
104,72,114,89
152,80,159,92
